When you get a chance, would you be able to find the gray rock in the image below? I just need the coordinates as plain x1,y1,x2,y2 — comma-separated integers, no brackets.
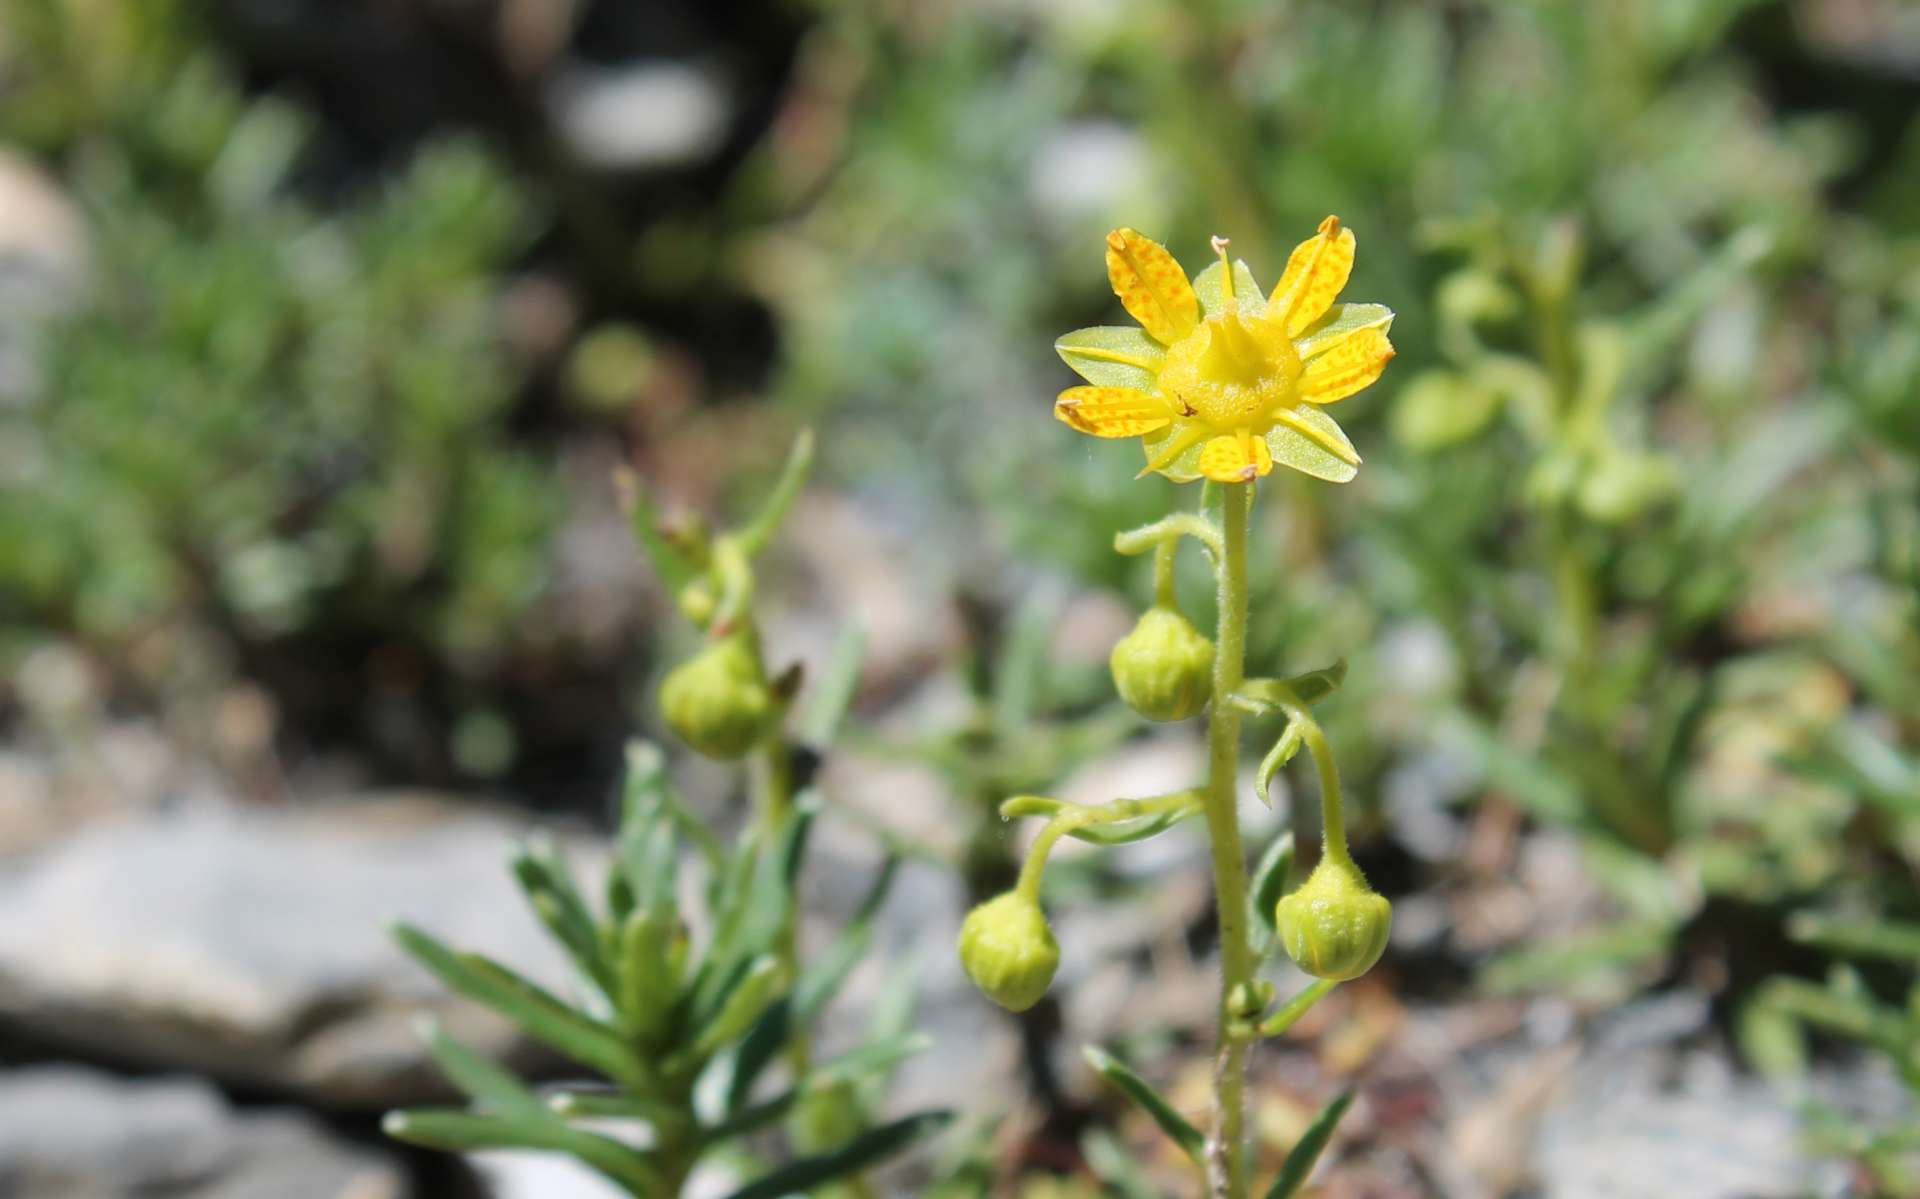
0,795,602,1105
0,1065,404,1198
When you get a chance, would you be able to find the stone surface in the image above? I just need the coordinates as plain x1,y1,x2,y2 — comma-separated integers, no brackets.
547,61,730,171
0,1065,404,1198
0,794,601,1105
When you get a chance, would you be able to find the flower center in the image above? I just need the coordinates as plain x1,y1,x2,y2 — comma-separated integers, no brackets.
1157,313,1302,429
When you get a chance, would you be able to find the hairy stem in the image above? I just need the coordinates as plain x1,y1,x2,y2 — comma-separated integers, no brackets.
1204,482,1255,1199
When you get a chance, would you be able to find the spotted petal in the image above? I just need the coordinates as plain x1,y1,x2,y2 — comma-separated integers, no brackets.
1055,387,1173,437
1300,327,1395,405
1198,433,1274,483
1106,228,1199,345
1269,216,1356,337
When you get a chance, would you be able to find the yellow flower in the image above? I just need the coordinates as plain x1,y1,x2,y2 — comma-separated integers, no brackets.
1053,218,1395,484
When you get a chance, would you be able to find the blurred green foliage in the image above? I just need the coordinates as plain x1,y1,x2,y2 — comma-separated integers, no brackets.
0,0,555,694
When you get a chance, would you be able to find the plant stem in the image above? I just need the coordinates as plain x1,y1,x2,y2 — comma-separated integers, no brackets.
1203,482,1255,1199
755,733,808,1078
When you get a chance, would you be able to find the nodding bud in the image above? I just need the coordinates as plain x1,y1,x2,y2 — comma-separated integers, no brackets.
1275,856,1392,981
677,578,719,627
658,637,772,760
1110,606,1214,722
958,892,1060,1012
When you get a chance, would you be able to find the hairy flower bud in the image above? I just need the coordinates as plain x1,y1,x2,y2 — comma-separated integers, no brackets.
1275,856,1391,981
658,637,772,760
1110,606,1214,722
958,892,1060,1012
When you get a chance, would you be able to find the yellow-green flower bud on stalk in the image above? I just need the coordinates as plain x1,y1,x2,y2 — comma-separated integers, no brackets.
659,637,771,760
1110,606,1214,722
676,577,718,628
1275,857,1391,981
958,892,1060,1012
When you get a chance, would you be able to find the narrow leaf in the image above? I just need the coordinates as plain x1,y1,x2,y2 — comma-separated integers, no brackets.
1083,1046,1204,1166
616,467,697,592
719,1111,953,1199
1263,1090,1355,1199
801,623,867,746
384,1108,662,1194
414,1017,543,1118
390,923,648,1091
737,429,815,556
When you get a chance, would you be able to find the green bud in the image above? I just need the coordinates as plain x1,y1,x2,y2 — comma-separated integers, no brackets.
658,637,772,760
1110,606,1213,722
1275,857,1391,981
958,892,1059,1012
677,577,718,627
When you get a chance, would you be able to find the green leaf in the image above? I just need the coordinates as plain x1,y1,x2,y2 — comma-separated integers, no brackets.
719,1111,953,1199
383,1108,663,1194
993,588,1064,737
617,466,697,592
547,1088,685,1124
390,923,649,1092
737,428,815,556
725,859,898,1111
414,1017,543,1118
1293,303,1394,359
1056,326,1166,391
1083,1045,1204,1166
801,623,867,746
513,837,615,1000
1081,1128,1165,1199
1263,1090,1355,1198
685,955,785,1063
1191,257,1266,320
1789,914,1920,965
704,1034,932,1145
1251,832,1295,941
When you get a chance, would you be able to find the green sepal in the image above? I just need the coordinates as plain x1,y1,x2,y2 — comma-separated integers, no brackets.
1251,832,1296,945
1082,1045,1204,1166
1262,1090,1355,1198
1191,257,1266,319
1056,326,1166,391
1293,303,1394,359
718,1111,954,1199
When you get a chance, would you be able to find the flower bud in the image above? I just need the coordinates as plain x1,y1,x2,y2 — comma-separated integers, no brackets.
1110,606,1214,722
958,892,1059,1012
676,578,718,627
1275,857,1391,981
658,637,772,760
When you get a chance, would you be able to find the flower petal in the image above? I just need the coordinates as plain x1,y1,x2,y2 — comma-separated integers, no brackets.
1299,327,1395,405
1294,302,1394,359
1106,228,1199,345
1055,386,1172,438
1056,325,1166,391
1268,215,1356,338
1198,432,1274,483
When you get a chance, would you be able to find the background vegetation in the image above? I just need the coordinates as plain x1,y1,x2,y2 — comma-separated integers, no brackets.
3,0,1918,1192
